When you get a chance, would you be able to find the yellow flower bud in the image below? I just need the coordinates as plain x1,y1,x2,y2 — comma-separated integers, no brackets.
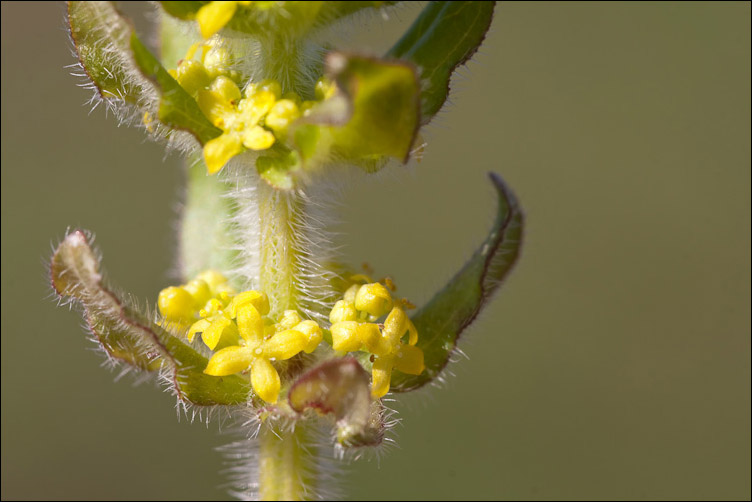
329,300,357,324
204,45,234,78
184,279,212,307
176,59,212,96
210,75,241,103
158,286,197,323
277,310,303,331
196,270,229,295
343,284,360,303
354,282,393,318
256,79,282,100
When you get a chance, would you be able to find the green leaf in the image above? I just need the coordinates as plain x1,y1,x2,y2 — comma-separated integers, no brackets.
387,1,496,123
129,33,222,145
67,1,140,104
390,173,523,391
51,231,251,406
297,52,420,170
68,1,221,145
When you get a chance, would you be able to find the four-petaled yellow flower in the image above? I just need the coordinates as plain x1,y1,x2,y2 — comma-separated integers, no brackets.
329,281,425,398
202,292,323,403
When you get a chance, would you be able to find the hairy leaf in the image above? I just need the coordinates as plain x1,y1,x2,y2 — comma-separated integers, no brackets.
129,33,222,145
390,173,523,391
51,231,251,406
387,1,496,123
294,52,420,173
68,1,140,104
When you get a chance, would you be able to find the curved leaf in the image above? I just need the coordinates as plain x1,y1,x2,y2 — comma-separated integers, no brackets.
387,1,496,123
129,33,222,145
390,173,523,391
293,52,420,174
51,230,251,406
68,1,221,145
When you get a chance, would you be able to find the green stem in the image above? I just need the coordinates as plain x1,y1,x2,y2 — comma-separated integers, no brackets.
259,424,318,501
179,157,237,281
257,179,303,317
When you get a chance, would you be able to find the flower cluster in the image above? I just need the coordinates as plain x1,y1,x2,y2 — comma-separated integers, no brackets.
158,271,323,403
329,279,425,398
169,41,332,174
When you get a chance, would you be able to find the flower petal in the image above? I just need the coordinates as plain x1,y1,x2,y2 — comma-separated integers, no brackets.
204,345,253,376
201,316,240,351
371,356,394,398
228,290,270,317
251,357,281,403
330,321,361,352
196,1,238,39
203,132,243,174
236,303,264,345
393,344,425,375
358,323,391,356
294,320,323,353
263,329,308,361
187,318,212,342
383,306,408,347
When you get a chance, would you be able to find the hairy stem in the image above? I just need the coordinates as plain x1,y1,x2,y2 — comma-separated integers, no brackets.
258,180,303,317
259,424,318,501
180,157,237,281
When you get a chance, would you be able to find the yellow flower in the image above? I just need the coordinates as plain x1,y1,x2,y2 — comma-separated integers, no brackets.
200,292,323,403
329,280,425,398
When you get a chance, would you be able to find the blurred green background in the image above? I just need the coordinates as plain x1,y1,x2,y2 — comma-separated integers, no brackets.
2,2,750,500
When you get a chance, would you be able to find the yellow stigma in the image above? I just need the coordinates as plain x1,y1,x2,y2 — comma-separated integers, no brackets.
327,279,425,398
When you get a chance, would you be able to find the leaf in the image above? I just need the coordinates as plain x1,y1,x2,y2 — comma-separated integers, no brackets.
68,1,221,145
386,1,496,123
129,33,222,145
67,1,140,104
51,230,251,406
289,358,385,446
296,52,420,171
390,173,523,391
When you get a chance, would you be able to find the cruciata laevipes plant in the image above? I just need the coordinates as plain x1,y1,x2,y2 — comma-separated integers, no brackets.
51,1,523,499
